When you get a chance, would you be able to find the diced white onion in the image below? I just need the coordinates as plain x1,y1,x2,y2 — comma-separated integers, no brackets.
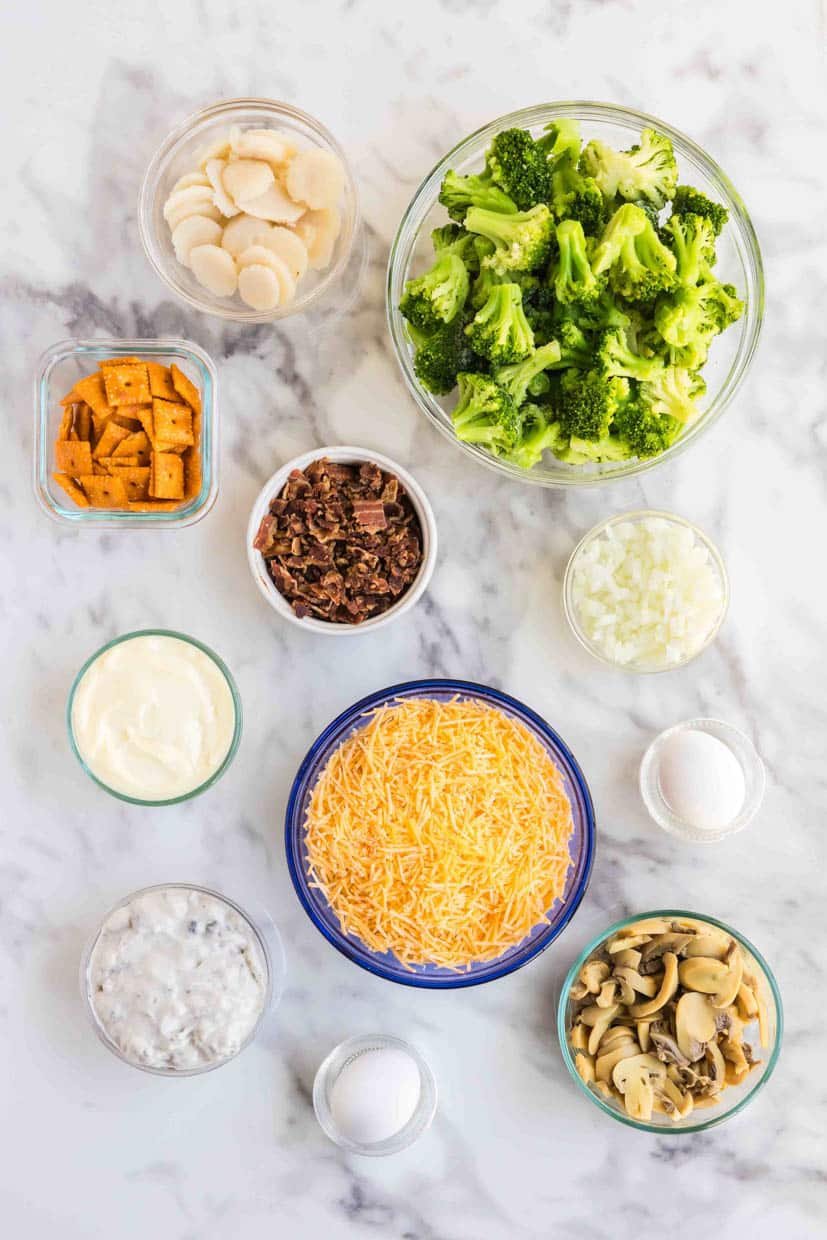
570,517,724,669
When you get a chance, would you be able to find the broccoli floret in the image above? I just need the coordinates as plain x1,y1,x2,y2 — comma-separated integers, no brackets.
465,203,555,275
399,252,470,332
550,162,606,235
654,276,743,350
612,399,682,458
639,366,706,424
508,405,567,470
662,212,717,286
493,340,563,407
536,119,582,165
560,434,631,464
451,372,523,454
580,127,678,209
671,186,729,235
464,282,535,366
551,219,603,306
592,204,677,302
565,290,631,333
557,369,629,441
411,318,481,395
486,127,551,211
553,318,594,368
438,169,518,222
595,326,665,381
431,223,491,273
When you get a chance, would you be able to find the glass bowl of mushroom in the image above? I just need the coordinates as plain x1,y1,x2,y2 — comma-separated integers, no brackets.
557,910,783,1132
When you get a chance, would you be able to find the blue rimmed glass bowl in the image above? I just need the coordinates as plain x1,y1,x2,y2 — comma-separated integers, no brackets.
285,679,596,988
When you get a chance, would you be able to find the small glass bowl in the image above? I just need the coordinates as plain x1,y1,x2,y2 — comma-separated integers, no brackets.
80,882,282,1077
246,446,438,635
563,509,729,674
386,101,764,488
640,718,766,843
557,910,783,1133
138,97,359,322
34,338,218,529
313,1034,438,1156
285,678,595,988
67,629,242,805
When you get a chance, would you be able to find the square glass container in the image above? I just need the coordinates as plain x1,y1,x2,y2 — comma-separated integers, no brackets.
34,338,218,528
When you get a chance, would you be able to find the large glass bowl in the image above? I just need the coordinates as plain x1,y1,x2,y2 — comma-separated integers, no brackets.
285,679,595,988
386,102,764,488
557,910,783,1133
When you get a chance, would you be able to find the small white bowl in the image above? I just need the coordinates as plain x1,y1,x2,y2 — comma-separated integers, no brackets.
246,446,438,634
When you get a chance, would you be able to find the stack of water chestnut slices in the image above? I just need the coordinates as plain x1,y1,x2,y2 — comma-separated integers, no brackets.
253,458,423,623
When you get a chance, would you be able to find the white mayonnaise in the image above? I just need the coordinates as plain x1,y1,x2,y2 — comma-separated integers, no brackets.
71,634,236,800
87,886,268,1071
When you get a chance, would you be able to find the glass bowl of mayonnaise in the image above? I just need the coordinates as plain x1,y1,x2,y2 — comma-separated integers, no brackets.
67,629,242,805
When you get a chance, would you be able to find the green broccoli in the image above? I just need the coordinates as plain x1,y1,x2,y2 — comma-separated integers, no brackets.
661,212,717,286
551,219,602,307
486,127,551,211
580,127,678,209
565,290,632,332
438,169,518,222
536,118,582,165
508,405,567,470
671,186,729,235
559,434,631,464
399,252,470,331
411,318,482,395
639,366,706,424
592,204,677,302
654,276,743,349
451,372,523,455
552,318,594,368
431,223,491,272
595,326,665,381
549,162,606,235
465,203,555,275
464,282,535,366
493,340,563,406
612,398,682,459
557,369,629,441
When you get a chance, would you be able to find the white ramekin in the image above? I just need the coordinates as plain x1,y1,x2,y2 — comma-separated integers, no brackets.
246,446,438,635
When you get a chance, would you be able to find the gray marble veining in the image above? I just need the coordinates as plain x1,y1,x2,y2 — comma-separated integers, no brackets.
1,0,826,1236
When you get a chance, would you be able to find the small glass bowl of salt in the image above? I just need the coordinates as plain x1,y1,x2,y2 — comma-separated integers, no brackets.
563,510,729,673
313,1034,437,1156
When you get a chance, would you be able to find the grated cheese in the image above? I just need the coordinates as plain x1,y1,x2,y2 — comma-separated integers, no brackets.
304,698,575,970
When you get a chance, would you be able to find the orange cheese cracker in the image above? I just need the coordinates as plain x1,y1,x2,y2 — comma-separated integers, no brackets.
55,439,93,475
149,451,184,500
170,363,201,414
102,363,151,407
146,361,179,401
152,400,193,447
78,474,129,507
72,373,111,418
53,472,90,507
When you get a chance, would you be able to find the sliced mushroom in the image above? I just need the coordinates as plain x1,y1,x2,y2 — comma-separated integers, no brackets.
650,1028,690,1068
596,979,621,1008
736,982,759,1021
654,1075,694,1120
712,943,744,1009
639,933,694,974
598,1025,636,1054
756,987,769,1050
596,1038,641,1082
613,948,643,970
722,1036,750,1083
612,966,659,1000
675,991,717,1062
575,1051,595,1085
636,1019,652,1053
702,1040,726,1092
607,933,652,954
570,1022,589,1053
682,925,732,959
622,919,673,937
678,957,731,994
583,1003,621,1056
612,1054,666,1122
629,953,679,1018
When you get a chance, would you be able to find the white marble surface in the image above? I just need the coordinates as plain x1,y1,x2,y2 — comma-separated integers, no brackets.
2,0,826,1236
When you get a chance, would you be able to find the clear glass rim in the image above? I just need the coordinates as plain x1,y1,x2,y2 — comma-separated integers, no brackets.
138,96,360,323
312,1033,438,1155
562,508,730,673
284,677,596,989
386,100,765,488
79,882,274,1077
33,337,218,527
556,908,784,1133
66,629,242,805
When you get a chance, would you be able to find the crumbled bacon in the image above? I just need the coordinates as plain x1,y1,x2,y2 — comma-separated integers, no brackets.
253,457,424,624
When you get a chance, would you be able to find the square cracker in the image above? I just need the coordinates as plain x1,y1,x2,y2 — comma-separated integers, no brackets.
102,363,151,407
147,362,179,402
73,403,92,442
57,408,74,440
152,399,193,447
93,420,131,459
113,431,150,458
108,466,150,501
55,439,93,475
72,373,111,418
150,451,184,500
78,474,129,507
170,363,201,414
52,472,90,507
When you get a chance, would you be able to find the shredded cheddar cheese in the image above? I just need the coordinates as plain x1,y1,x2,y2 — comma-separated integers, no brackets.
304,697,575,970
